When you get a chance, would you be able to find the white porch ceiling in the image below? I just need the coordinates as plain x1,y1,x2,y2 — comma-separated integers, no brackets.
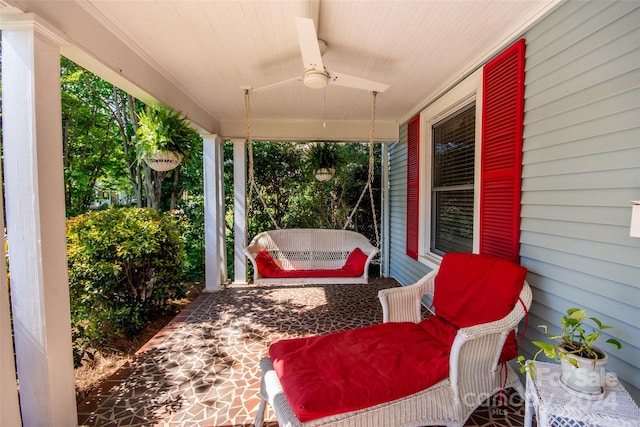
2,0,558,141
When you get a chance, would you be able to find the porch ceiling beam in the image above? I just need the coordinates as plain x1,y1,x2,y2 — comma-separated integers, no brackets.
220,119,399,142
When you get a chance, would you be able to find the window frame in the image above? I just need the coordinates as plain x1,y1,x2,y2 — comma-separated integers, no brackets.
417,69,483,268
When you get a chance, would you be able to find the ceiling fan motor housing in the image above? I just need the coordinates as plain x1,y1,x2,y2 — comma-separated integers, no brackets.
304,69,329,89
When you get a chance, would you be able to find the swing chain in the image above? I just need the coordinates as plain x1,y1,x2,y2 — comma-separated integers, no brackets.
245,90,280,230
343,91,380,249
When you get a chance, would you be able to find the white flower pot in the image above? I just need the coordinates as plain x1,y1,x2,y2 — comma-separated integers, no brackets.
560,345,608,396
144,150,183,172
315,168,335,181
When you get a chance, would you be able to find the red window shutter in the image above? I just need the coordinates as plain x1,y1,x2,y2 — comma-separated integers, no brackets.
480,39,525,263
406,115,420,259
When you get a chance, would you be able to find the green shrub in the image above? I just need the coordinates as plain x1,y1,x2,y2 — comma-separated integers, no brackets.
67,207,186,365
170,196,205,281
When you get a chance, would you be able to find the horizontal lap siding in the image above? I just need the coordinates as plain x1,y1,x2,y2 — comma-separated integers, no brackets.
388,124,432,286
520,0,640,398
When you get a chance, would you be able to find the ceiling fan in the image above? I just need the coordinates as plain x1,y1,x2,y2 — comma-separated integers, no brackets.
250,17,389,93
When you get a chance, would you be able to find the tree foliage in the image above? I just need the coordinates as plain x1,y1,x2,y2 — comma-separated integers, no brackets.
224,141,381,254
60,57,203,215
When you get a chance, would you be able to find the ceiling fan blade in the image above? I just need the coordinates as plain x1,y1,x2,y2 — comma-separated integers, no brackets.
250,76,302,93
328,71,390,93
295,17,324,72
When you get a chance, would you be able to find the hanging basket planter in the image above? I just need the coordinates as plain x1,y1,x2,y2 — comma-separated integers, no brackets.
308,142,341,182
315,167,335,182
144,150,183,172
136,105,198,172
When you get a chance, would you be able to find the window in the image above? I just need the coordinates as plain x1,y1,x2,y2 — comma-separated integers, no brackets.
405,39,525,266
415,68,482,265
431,103,475,255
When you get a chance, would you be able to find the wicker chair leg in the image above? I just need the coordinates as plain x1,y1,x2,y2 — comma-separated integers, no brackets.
253,398,266,427
254,367,269,427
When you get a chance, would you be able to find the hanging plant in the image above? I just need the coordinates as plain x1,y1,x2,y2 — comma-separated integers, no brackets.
307,142,343,181
136,105,199,171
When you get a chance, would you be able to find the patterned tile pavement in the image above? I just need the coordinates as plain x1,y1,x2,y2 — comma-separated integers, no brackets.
77,279,531,427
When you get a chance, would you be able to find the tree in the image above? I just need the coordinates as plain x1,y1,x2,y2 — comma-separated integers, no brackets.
245,141,307,238
225,141,380,245
61,58,132,216
60,58,204,215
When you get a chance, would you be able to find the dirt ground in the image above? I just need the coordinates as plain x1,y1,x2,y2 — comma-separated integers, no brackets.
74,281,205,403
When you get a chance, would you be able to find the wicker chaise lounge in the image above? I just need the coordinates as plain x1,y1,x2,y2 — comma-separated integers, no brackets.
254,252,533,427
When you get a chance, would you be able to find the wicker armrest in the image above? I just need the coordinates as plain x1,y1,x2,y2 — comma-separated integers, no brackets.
378,269,437,323
448,281,532,391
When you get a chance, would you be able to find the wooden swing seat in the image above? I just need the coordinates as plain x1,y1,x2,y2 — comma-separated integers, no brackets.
245,229,379,284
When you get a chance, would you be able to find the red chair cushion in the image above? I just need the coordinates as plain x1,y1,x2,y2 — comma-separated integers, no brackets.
499,330,519,364
432,253,527,328
255,248,369,278
266,268,360,278
342,247,368,276
255,249,282,277
270,316,457,422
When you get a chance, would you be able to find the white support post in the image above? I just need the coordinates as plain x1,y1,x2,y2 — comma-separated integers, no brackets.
1,13,77,427
0,174,20,427
215,137,228,285
203,133,227,292
232,139,248,284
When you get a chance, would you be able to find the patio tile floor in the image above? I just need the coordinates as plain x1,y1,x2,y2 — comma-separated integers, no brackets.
77,279,530,427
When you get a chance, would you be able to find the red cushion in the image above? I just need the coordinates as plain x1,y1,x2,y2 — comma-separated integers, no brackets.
342,247,368,276
499,330,519,364
432,253,527,328
255,248,369,278
268,268,358,278
270,317,457,422
255,249,282,277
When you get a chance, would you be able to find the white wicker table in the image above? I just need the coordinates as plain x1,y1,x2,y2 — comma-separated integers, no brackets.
524,360,640,427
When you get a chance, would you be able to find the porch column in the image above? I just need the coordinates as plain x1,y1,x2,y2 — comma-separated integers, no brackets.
1,13,77,427
203,133,227,291
232,138,248,284
0,191,20,427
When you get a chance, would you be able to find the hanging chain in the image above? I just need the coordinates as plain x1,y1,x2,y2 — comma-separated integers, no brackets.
244,90,280,230
344,91,380,249
368,92,380,248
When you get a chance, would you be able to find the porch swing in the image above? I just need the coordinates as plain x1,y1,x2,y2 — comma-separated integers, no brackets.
242,89,380,285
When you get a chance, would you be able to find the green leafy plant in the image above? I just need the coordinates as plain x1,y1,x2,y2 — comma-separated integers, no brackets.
306,142,343,172
518,307,622,376
169,197,205,281
136,105,199,162
67,207,186,366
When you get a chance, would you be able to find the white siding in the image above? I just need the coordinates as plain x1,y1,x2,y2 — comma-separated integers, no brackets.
520,0,640,398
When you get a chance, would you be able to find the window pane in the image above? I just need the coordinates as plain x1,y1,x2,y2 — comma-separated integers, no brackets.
431,102,475,255
433,104,475,187
432,189,474,254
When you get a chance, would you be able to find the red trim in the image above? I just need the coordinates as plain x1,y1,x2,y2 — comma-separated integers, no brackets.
480,39,525,263
406,115,420,259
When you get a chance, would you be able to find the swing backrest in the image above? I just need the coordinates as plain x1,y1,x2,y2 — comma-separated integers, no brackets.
246,228,377,271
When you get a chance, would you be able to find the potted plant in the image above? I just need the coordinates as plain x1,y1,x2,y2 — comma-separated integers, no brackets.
307,142,342,181
518,307,622,396
136,105,198,171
